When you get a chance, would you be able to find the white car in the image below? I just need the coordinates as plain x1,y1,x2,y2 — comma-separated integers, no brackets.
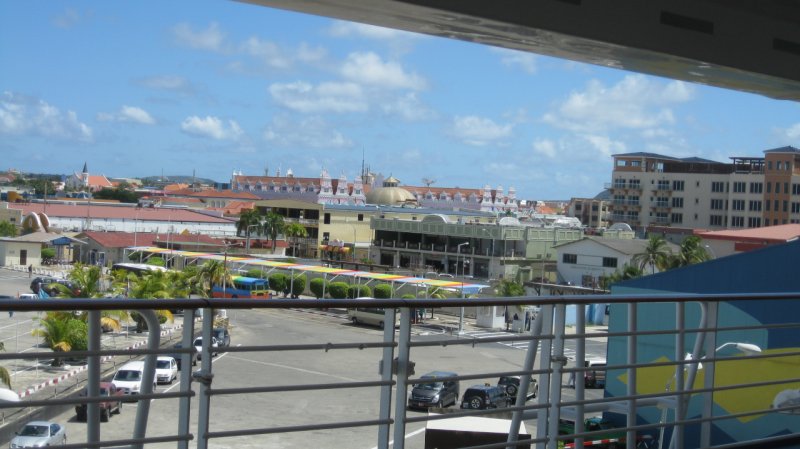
193,336,219,360
112,361,155,398
155,356,178,384
10,420,67,448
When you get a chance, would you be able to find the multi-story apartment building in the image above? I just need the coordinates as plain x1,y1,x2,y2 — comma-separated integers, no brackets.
607,146,800,231
566,195,611,229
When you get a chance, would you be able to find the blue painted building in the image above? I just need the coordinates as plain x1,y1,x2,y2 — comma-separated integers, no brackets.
606,240,800,446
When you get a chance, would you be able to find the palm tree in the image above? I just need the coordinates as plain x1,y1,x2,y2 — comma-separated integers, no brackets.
632,236,672,274
667,236,711,268
284,222,308,257
599,263,643,289
495,279,526,330
0,342,11,388
32,312,88,367
262,212,285,254
236,208,262,238
126,270,175,332
52,264,126,332
195,260,233,297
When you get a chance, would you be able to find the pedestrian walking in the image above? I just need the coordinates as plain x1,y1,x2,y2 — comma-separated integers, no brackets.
28,264,33,278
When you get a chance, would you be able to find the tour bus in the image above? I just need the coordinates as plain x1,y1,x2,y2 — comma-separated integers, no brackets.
346,298,401,329
111,263,169,275
211,276,271,299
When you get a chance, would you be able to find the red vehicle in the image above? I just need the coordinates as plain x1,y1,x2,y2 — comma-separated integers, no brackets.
75,382,124,422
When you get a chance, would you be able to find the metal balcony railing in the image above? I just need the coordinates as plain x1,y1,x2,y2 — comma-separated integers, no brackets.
0,294,798,449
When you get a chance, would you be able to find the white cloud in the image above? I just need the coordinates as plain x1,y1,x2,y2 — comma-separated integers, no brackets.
380,93,436,121
135,75,194,94
492,48,537,74
582,134,626,158
173,22,227,52
240,37,291,69
450,115,513,146
263,115,351,149
52,8,81,29
0,91,92,142
181,115,242,141
97,106,155,125
328,21,418,40
532,139,557,158
340,52,426,91
784,122,800,140
543,75,694,133
269,81,368,113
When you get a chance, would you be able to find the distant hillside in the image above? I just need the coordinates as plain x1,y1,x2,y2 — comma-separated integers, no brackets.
141,175,218,185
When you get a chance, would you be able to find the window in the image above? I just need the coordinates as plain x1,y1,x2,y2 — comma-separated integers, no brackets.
657,180,670,190
784,201,789,213
767,182,772,193
616,160,626,167
792,203,800,214
766,200,771,211
672,180,684,191
322,232,330,241
785,182,790,194
711,181,726,193
629,179,641,189
749,182,763,194
775,200,780,211
731,216,745,227
710,215,723,226
732,199,745,211
631,160,641,167
710,199,724,210
749,200,762,212
777,161,783,170
324,213,331,225
671,197,683,208
614,178,626,188
671,213,683,224
602,257,618,268
575,203,583,210
562,254,577,264
357,214,364,221
748,217,762,227
793,184,800,195
776,182,781,194
733,182,746,193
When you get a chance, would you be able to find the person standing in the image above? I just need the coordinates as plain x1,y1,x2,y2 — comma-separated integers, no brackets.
28,264,32,278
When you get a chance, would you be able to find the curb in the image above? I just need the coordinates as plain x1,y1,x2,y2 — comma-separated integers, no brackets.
17,323,185,399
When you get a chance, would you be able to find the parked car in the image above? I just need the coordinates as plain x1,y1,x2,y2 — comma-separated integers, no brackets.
29,277,80,297
584,359,607,388
9,420,67,447
193,336,219,360
75,382,123,422
459,384,511,410
407,371,459,409
169,343,198,370
155,356,178,384
111,361,156,399
497,375,538,404
212,328,231,347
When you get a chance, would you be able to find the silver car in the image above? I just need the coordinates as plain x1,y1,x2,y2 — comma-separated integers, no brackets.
10,420,66,447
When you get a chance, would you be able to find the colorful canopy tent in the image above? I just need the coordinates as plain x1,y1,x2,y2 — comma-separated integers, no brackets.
125,246,489,294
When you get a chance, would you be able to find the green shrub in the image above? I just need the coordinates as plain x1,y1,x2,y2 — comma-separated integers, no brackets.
268,273,288,295
310,278,326,299
328,282,349,299
146,257,165,267
288,274,307,298
373,284,392,299
401,294,415,299
348,284,372,299
246,268,265,279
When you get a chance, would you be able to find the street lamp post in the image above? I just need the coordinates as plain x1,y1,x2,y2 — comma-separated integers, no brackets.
457,242,469,277
245,224,259,253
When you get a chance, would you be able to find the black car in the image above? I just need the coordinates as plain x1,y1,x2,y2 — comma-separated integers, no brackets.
169,343,198,370
212,328,231,348
498,375,538,404
460,384,511,410
407,371,460,409
30,277,80,297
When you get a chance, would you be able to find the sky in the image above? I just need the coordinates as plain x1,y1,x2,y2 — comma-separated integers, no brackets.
1,2,798,201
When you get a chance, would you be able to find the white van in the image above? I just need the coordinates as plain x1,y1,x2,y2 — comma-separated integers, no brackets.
112,361,155,398
346,298,400,329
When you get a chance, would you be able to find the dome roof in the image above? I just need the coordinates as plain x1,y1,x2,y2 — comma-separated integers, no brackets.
366,186,417,206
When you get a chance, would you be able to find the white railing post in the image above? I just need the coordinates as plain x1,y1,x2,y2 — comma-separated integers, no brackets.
391,307,413,449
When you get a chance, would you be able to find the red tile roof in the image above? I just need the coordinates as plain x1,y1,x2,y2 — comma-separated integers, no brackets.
695,224,800,243
166,188,260,200
81,231,224,248
9,203,235,224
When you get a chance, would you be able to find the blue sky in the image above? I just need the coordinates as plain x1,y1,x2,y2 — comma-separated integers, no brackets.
1,2,798,201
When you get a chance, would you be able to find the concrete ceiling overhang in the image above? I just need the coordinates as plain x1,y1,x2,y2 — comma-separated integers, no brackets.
241,0,800,101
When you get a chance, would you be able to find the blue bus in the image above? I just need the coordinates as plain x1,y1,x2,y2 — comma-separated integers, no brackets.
211,276,271,299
